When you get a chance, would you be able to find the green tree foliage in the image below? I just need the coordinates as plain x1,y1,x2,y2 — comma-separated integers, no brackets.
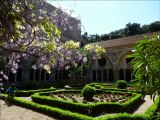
82,21,160,43
149,21,160,32
128,34,160,99
124,23,141,36
82,33,100,43
140,25,150,34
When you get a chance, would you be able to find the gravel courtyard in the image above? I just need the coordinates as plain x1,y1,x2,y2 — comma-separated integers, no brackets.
0,100,57,120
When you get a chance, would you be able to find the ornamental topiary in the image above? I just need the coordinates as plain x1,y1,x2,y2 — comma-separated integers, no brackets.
81,85,95,101
116,80,127,89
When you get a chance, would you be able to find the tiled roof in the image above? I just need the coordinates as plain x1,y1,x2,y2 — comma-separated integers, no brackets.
93,31,160,48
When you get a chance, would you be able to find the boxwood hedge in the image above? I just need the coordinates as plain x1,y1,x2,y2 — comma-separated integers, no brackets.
31,90,142,116
15,87,56,97
1,94,159,120
1,94,93,120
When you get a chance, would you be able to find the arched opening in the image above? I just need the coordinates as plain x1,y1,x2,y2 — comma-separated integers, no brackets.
92,70,96,81
108,69,113,82
55,69,58,81
46,72,50,81
98,70,102,81
41,69,45,81
29,69,34,80
117,51,134,82
35,69,40,81
91,56,113,82
126,57,134,64
103,69,108,82
126,69,131,82
119,69,124,80
17,68,22,81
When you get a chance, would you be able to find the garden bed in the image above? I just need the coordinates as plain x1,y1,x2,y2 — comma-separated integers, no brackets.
31,90,142,116
49,92,133,103
1,93,159,120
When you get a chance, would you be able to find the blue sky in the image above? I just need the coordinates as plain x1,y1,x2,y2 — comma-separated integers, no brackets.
47,0,160,35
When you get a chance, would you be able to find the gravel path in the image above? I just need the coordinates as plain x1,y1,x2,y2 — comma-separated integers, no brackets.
0,100,57,120
133,95,154,114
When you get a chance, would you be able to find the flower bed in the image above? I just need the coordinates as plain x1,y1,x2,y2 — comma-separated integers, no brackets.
31,90,142,116
49,92,133,103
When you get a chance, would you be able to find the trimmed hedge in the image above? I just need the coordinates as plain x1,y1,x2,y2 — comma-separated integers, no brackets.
97,96,160,120
1,94,159,120
101,88,141,93
15,87,56,97
1,94,93,120
31,90,142,116
88,83,141,93
97,113,148,120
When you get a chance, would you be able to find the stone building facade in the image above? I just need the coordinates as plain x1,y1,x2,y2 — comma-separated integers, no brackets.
4,30,160,85
88,31,160,83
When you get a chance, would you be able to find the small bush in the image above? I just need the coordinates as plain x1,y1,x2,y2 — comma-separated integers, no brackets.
25,80,38,90
116,80,127,89
81,85,95,100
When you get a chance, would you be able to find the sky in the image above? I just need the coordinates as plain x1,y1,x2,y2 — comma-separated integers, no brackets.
47,0,160,35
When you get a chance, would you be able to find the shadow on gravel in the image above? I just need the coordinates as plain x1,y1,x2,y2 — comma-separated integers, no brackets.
127,99,145,114
4,102,13,107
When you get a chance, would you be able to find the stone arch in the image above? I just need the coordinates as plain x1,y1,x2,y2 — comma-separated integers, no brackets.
116,50,134,82
89,55,114,82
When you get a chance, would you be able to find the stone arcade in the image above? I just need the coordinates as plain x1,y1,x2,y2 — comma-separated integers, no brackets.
88,31,160,83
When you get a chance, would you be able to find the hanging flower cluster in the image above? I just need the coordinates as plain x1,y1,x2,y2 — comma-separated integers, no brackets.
0,1,105,88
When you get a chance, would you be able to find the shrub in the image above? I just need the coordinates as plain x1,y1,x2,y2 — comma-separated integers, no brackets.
116,80,127,89
25,80,38,90
81,85,95,100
